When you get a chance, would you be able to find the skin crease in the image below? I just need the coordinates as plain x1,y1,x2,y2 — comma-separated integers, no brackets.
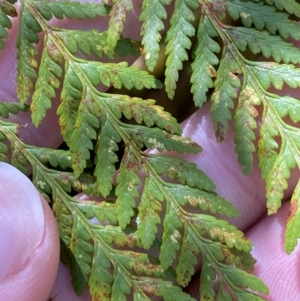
1,1,300,300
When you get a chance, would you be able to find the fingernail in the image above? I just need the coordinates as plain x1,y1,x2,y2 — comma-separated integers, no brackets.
0,162,45,281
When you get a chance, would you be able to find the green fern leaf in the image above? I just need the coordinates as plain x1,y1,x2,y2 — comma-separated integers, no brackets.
125,125,201,153
139,0,172,71
0,1,17,49
79,61,162,90
211,50,241,142
200,258,216,300
89,243,113,301
103,94,181,134
219,265,269,298
148,155,215,191
166,184,239,217
56,29,138,59
160,204,182,270
197,233,268,300
233,78,260,174
16,4,41,103
191,14,220,107
158,282,196,301
176,227,198,287
0,102,28,118
258,114,278,180
164,0,199,99
259,95,300,216
76,199,118,225
70,91,100,176
193,214,252,251
248,62,300,90
57,66,82,145
35,1,111,21
31,37,63,126
226,0,300,39
69,216,94,292
27,146,72,169
227,26,300,64
116,162,140,228
56,29,112,58
106,0,133,50
285,183,300,254
94,116,120,197
136,176,163,249
262,0,300,17
111,271,131,300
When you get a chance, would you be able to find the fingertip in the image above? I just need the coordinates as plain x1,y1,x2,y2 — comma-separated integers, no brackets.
247,202,300,300
0,164,60,301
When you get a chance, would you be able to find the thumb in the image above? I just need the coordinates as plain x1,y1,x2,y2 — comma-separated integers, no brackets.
0,162,60,301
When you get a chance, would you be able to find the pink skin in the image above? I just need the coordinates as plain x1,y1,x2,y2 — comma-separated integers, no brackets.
1,1,300,300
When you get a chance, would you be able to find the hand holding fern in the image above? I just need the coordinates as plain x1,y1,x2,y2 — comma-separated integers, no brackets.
1,1,300,300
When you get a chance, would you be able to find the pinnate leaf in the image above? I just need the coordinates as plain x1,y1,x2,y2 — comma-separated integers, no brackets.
107,0,133,50
31,39,63,126
70,92,100,176
0,2,16,49
79,61,162,90
248,62,300,90
103,94,181,134
164,0,199,99
211,50,241,142
139,0,172,71
94,116,120,197
191,14,220,107
0,102,28,118
136,176,162,249
262,0,300,17
285,182,300,254
225,0,300,39
116,162,140,229
148,154,215,191
16,6,41,103
227,26,300,64
35,1,111,20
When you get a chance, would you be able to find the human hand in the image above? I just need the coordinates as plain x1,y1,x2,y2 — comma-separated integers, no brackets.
1,1,300,301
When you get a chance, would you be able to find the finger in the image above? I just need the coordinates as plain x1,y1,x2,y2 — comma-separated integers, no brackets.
245,202,300,300
0,162,60,301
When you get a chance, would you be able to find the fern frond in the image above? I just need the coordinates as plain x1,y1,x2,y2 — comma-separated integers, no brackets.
35,1,111,21
227,26,300,64
70,90,100,176
116,160,140,228
191,14,220,107
139,0,172,71
0,102,28,118
148,154,215,191
2,0,286,299
78,61,162,90
0,0,17,49
164,0,199,99
94,116,120,198
262,0,300,17
226,0,300,39
106,0,133,50
16,4,41,103
31,37,63,126
211,50,241,142
248,62,300,90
